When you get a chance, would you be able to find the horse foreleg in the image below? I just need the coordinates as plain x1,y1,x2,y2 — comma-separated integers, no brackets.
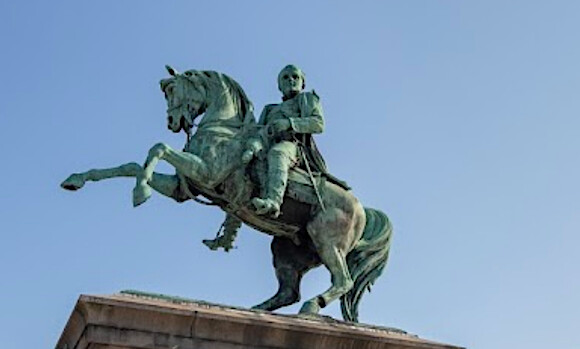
148,173,181,200
62,162,184,202
159,146,213,185
133,142,210,206
62,162,142,191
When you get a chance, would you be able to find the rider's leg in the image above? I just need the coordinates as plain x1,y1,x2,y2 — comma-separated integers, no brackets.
252,141,297,217
202,213,243,252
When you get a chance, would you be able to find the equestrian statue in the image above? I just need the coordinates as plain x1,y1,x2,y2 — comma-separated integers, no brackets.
61,64,393,322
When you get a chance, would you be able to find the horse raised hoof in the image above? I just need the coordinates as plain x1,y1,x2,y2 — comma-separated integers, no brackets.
132,185,152,207
299,299,322,315
61,174,85,191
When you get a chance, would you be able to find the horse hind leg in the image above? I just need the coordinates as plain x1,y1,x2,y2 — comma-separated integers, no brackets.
299,208,355,316
252,237,320,311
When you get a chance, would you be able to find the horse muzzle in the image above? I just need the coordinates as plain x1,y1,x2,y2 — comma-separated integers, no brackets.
167,114,184,133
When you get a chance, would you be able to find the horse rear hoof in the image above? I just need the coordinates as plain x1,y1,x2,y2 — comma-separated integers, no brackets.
299,299,322,315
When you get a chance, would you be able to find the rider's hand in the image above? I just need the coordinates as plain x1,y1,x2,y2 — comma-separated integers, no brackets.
271,119,291,134
241,150,255,164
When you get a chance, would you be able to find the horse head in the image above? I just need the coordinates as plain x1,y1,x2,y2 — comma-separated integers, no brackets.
160,65,254,135
160,65,209,133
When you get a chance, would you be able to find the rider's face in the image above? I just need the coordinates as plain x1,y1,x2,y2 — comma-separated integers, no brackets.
279,68,303,98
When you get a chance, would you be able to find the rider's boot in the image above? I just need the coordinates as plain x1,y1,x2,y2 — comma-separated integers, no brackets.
202,214,242,252
252,144,294,218
252,168,287,218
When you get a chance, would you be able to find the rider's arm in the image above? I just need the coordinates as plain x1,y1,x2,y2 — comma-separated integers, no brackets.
242,105,275,163
258,104,276,125
288,91,324,134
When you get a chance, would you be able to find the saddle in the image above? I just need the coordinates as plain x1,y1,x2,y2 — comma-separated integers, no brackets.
177,158,336,243
249,158,324,207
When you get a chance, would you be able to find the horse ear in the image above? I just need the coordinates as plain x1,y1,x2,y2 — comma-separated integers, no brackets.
166,65,179,76
160,78,170,92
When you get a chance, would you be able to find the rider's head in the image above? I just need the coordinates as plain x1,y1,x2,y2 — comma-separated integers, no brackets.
278,65,305,100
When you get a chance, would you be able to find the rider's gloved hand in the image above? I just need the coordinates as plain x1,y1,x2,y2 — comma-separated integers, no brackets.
242,149,255,164
270,119,291,135
242,139,263,164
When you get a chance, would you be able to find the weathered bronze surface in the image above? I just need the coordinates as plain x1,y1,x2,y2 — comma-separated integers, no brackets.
61,65,393,322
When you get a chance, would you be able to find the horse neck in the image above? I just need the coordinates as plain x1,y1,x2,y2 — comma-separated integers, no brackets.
200,86,239,124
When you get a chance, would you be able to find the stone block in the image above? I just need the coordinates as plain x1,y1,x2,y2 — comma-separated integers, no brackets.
56,292,463,349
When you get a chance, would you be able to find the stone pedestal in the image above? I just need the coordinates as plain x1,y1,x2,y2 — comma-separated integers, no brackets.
56,292,463,349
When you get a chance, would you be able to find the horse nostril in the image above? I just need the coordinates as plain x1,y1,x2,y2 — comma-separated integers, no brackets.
168,116,173,124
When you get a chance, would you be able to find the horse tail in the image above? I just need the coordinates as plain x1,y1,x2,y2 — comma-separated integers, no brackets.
340,207,393,322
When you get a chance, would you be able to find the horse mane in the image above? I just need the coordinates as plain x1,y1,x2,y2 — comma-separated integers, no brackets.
200,70,255,124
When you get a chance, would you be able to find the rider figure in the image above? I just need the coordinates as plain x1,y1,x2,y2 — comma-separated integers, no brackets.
205,64,349,251
245,64,330,218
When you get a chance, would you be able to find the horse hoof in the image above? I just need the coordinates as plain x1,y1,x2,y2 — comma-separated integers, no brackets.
133,185,152,207
299,299,321,315
250,303,268,310
61,174,85,191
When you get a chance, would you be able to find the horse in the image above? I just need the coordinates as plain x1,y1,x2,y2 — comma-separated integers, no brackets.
61,66,392,322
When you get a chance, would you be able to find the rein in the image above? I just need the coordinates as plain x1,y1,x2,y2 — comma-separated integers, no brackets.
178,172,219,206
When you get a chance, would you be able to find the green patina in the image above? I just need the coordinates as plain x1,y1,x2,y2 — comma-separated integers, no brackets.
62,65,393,322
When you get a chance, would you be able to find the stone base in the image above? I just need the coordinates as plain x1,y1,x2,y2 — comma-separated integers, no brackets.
56,291,463,349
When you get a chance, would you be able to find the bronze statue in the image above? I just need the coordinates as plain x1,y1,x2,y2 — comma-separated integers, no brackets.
61,65,392,322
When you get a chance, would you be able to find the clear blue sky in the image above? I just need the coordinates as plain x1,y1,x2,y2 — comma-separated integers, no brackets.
1,1,579,348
